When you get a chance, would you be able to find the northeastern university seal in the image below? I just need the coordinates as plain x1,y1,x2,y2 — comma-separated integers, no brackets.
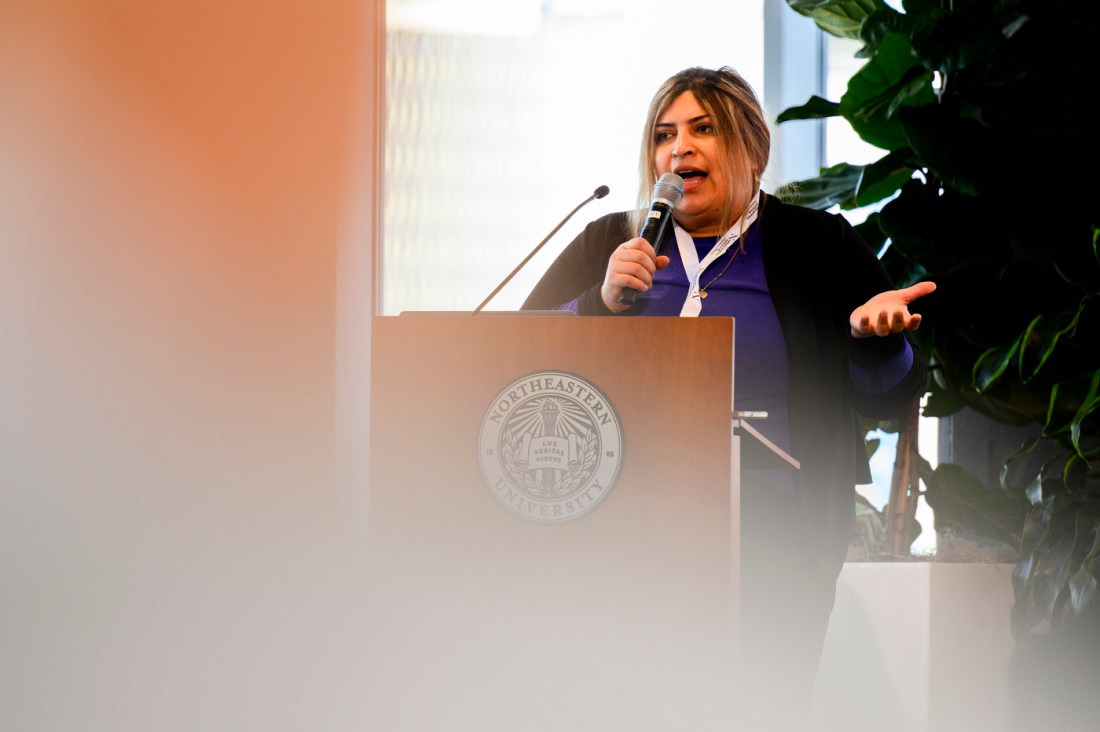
478,371,624,523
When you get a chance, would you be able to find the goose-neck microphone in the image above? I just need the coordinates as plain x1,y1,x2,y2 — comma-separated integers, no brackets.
472,184,610,314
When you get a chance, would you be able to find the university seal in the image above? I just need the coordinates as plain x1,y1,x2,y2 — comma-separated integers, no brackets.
478,370,624,523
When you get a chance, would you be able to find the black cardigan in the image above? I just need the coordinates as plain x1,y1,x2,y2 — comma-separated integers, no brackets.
523,192,927,576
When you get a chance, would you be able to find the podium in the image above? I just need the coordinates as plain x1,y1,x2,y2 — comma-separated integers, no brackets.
364,314,786,730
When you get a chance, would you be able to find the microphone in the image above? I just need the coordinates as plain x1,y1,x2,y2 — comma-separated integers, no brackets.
472,184,610,314
618,172,684,307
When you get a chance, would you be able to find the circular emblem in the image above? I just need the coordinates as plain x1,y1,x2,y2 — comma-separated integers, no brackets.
478,371,624,523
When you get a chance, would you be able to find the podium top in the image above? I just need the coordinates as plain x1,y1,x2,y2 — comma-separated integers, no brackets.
398,310,575,317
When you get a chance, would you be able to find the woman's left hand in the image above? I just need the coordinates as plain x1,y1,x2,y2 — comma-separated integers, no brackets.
850,281,937,338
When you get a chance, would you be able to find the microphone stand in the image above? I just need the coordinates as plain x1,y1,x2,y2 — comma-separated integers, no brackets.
472,185,609,315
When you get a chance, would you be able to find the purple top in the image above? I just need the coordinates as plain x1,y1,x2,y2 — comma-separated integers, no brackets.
559,219,914,494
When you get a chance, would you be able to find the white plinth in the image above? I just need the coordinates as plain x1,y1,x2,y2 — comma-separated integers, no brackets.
810,562,1016,732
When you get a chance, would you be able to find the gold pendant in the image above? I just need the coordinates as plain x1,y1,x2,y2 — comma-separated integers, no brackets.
700,290,708,299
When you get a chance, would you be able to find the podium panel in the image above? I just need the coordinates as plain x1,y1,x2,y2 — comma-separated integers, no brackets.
365,315,738,730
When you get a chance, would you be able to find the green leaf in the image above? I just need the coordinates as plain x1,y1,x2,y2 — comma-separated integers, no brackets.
1010,468,1099,634
860,5,912,49
1069,372,1100,458
784,0,885,40
864,436,881,461
774,162,864,210
1069,565,1098,616
839,33,936,151
922,386,966,418
973,339,1021,393
909,2,1026,75
855,149,916,207
1018,310,1082,383
1012,553,1040,637
1020,495,1055,558
1036,533,1075,620
1044,371,1100,441
923,462,1028,548
850,64,933,122
1068,522,1100,615
776,95,840,123
897,104,986,197
1000,434,1045,492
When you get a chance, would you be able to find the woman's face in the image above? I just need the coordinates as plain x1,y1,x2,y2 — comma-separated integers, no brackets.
653,91,727,237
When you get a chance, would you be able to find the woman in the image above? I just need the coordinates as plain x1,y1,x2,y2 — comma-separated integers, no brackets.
522,66,935,728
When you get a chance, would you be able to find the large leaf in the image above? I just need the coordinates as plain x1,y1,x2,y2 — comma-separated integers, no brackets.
973,339,1021,393
1036,533,1076,622
774,162,863,210
1068,523,1100,615
860,5,915,49
784,0,885,40
855,155,914,208
1018,309,1083,384
908,1,1022,75
1013,487,1100,636
897,106,981,198
1068,563,1099,616
1044,370,1100,442
840,33,935,151
923,462,1028,548
877,183,1004,282
775,95,840,123
998,256,1085,321
922,383,967,418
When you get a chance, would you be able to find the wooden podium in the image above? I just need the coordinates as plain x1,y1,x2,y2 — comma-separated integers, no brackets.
365,314,751,730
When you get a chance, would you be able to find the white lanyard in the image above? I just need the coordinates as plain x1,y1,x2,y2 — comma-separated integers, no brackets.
673,196,759,316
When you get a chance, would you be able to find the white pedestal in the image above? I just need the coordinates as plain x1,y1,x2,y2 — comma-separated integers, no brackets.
810,562,1016,732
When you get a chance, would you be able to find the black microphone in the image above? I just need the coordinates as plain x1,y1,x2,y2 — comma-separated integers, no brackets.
472,184,610,314
618,172,684,307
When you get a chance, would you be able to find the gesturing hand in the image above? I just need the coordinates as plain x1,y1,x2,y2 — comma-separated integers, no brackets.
850,281,937,338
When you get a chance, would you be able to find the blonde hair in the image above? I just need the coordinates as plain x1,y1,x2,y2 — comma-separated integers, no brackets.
630,66,770,236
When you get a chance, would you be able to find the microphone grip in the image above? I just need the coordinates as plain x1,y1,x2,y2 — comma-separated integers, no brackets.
618,202,674,307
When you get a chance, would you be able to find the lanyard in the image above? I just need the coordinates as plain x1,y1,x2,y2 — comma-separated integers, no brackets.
673,196,760,316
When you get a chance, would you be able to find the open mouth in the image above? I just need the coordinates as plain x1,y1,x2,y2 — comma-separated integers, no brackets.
675,169,707,189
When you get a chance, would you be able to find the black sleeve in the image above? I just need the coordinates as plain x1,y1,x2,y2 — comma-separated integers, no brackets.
521,212,632,313
830,212,928,419
764,198,927,421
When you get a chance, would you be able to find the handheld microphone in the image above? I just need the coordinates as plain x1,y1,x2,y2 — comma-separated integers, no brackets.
619,172,684,306
472,184,610,314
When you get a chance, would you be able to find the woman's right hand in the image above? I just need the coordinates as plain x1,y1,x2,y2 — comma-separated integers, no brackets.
600,237,670,312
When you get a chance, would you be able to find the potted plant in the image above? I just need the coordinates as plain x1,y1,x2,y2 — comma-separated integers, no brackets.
774,0,1100,723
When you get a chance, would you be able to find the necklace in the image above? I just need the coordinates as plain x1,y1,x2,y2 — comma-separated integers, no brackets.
697,243,743,299
675,197,759,314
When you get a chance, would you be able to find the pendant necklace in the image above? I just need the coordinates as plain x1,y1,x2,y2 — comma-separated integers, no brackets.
675,194,760,316
697,245,743,299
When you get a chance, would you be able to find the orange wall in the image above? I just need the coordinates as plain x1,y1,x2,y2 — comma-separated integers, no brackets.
1,1,379,728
